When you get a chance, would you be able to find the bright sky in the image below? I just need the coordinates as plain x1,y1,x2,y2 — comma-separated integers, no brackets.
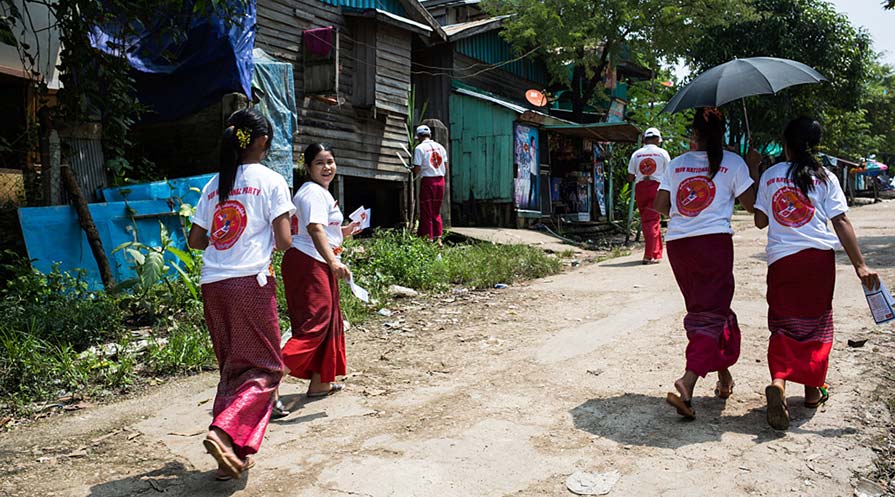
827,0,895,68
673,1,895,80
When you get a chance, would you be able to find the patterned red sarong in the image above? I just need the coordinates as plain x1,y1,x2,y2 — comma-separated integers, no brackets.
767,249,835,387
202,276,284,460
281,248,347,382
418,176,445,240
635,180,663,260
667,233,741,377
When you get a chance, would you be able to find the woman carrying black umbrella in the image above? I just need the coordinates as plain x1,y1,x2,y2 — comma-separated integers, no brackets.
655,107,758,419
753,117,879,430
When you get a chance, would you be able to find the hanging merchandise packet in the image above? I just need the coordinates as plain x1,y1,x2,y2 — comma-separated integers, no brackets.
864,281,895,325
349,206,372,230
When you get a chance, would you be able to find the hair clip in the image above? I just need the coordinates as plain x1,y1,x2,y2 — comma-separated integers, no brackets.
236,128,252,149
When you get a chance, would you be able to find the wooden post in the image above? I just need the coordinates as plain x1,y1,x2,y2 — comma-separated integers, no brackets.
61,165,115,290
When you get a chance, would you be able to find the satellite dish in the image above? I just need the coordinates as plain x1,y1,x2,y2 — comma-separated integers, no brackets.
525,89,548,107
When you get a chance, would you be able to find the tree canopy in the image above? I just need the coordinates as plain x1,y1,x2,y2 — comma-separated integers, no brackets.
685,0,878,160
483,0,753,121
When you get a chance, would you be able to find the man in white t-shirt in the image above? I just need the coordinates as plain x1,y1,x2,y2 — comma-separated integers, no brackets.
628,127,672,263
412,125,448,245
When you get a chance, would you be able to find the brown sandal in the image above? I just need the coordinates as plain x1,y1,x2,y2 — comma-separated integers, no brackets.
765,384,790,430
203,438,242,480
666,392,696,419
215,456,255,481
714,381,734,399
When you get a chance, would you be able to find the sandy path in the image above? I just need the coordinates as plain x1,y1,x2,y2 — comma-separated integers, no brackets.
2,202,893,497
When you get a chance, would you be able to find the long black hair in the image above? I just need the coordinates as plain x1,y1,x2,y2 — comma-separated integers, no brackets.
219,109,273,203
784,116,826,196
303,143,334,168
692,107,725,179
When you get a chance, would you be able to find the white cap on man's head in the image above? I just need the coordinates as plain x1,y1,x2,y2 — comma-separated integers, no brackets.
416,125,431,136
644,127,662,141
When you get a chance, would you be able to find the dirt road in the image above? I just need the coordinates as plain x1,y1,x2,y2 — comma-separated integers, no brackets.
2,202,894,497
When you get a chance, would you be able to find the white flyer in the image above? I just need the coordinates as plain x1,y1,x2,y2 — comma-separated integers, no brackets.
349,206,371,229
347,274,370,303
864,281,895,325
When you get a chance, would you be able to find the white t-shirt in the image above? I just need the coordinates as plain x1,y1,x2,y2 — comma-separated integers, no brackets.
291,181,344,263
413,140,448,178
192,163,295,285
628,144,671,183
754,162,848,265
659,150,754,242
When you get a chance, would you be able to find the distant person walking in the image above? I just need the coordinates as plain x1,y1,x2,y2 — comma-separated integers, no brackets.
628,127,671,264
188,109,295,480
754,117,879,430
654,107,758,419
413,125,448,245
281,144,360,401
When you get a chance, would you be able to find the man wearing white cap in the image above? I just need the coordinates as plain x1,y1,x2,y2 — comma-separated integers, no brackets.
413,125,448,245
628,127,671,264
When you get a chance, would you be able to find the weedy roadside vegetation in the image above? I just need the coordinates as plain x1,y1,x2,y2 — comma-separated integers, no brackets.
0,229,563,417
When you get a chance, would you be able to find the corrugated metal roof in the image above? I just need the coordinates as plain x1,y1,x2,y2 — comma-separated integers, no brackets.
443,16,509,38
453,87,574,126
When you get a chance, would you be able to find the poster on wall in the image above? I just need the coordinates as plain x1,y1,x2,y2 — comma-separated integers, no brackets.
514,124,540,212
593,146,607,217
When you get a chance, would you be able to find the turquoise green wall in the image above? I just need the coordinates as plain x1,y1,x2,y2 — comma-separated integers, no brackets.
449,93,516,202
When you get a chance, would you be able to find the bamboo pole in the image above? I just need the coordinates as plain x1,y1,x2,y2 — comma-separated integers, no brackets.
61,165,115,289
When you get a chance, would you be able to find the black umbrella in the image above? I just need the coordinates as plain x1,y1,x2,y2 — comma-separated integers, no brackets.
661,57,827,142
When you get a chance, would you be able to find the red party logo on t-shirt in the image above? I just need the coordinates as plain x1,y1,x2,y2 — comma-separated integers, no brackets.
772,186,815,228
639,157,657,176
210,200,247,250
676,176,716,217
429,150,444,169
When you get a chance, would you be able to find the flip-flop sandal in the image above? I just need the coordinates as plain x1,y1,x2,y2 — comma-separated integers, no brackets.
804,385,830,408
203,438,242,480
307,383,344,398
666,392,696,419
216,456,255,481
765,384,790,430
271,399,290,419
714,381,735,399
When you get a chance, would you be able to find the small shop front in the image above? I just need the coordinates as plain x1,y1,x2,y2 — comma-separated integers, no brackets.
449,86,639,227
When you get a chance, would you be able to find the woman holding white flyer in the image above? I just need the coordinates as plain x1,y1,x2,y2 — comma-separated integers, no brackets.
754,117,879,431
280,144,360,406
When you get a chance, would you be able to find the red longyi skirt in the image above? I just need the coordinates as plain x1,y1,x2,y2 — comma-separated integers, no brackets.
667,233,741,377
281,248,347,383
202,276,284,460
766,249,835,387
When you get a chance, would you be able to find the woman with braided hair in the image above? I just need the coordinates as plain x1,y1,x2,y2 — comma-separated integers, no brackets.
754,116,879,430
188,109,295,479
655,107,758,419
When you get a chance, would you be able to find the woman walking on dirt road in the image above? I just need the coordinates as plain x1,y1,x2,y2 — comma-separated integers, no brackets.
280,144,360,402
754,116,879,430
188,109,295,480
655,107,759,419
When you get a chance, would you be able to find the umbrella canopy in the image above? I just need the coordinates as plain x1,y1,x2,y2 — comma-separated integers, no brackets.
662,57,827,114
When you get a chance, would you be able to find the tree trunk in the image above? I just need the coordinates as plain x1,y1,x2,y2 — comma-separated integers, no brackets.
61,165,115,290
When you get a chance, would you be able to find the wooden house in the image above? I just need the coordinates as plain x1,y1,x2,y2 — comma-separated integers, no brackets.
134,0,446,227
413,0,644,227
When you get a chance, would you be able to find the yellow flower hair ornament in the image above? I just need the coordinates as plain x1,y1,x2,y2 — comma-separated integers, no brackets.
235,128,252,149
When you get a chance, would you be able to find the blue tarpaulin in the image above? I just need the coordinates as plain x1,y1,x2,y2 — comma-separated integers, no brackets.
19,173,217,290
18,201,187,291
252,49,297,185
90,1,257,122
101,174,215,205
